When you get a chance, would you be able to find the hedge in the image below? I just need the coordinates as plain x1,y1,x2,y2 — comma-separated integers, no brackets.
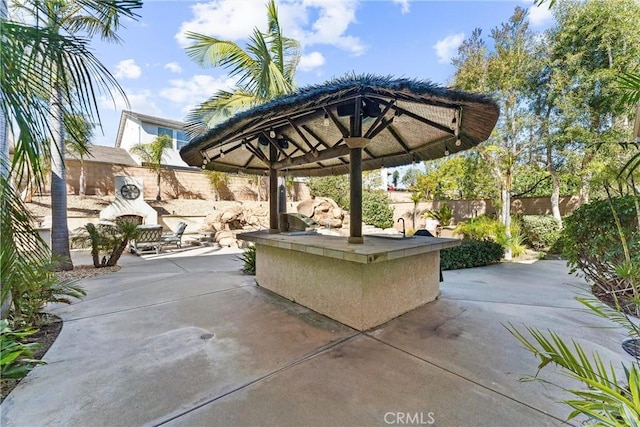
440,239,504,270
520,215,561,251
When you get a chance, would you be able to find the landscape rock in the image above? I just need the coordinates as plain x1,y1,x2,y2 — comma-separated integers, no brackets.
297,196,344,229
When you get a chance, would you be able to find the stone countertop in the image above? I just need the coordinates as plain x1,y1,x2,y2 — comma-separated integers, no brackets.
238,231,460,264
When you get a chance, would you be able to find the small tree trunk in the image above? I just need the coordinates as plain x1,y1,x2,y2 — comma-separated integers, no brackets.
79,160,86,197
546,143,562,226
156,172,161,201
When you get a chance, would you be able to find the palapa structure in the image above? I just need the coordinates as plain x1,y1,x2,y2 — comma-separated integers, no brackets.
180,74,499,243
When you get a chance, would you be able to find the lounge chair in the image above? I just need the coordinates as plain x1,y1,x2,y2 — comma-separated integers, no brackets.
161,222,187,249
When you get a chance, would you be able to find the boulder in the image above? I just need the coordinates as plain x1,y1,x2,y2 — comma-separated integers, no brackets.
297,199,315,217
296,196,344,229
218,237,236,247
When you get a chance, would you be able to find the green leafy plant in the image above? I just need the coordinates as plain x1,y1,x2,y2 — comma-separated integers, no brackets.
520,215,562,251
454,215,506,241
560,196,639,313
0,319,45,379
72,219,141,268
440,239,504,270
239,244,256,275
1,174,85,326
362,191,394,229
308,175,350,210
425,203,453,226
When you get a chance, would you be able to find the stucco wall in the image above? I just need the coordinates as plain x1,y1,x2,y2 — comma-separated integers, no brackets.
63,160,309,202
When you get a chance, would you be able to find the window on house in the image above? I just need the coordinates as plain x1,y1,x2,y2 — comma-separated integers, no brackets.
158,127,173,139
176,130,189,150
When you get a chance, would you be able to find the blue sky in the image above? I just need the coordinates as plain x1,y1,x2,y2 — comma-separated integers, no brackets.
90,0,554,147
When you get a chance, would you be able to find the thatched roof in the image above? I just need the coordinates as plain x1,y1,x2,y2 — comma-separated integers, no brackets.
180,74,499,176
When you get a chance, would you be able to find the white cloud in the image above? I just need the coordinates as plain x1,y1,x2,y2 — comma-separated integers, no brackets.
176,0,365,57
299,0,365,56
160,74,237,114
114,59,142,79
299,51,325,72
433,33,465,64
527,2,554,27
393,0,410,14
175,1,265,46
165,62,183,74
99,89,162,116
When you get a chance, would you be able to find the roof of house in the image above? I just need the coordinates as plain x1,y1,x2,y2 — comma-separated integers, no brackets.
115,110,188,147
68,145,138,166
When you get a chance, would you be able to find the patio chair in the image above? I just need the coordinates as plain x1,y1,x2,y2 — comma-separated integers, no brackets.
161,221,187,249
129,225,163,255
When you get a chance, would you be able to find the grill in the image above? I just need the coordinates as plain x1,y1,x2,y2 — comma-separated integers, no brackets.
279,213,317,233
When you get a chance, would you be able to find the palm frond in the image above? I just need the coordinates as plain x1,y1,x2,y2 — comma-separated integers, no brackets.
186,89,259,133
185,32,255,77
618,72,640,106
1,19,127,185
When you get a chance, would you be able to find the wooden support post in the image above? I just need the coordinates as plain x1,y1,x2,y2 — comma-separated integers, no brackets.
269,143,279,233
348,146,363,244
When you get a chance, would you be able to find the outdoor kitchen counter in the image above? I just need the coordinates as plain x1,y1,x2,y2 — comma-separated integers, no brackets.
238,231,460,331
238,231,460,263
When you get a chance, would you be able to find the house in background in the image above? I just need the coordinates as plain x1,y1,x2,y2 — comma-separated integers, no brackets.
115,110,194,168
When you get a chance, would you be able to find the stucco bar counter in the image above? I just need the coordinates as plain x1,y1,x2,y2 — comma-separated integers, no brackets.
239,231,460,331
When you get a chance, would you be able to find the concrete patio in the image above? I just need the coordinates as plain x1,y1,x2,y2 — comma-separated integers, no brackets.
1,248,634,426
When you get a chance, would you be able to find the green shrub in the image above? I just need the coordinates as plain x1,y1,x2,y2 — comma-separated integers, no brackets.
308,175,350,210
454,215,506,241
440,239,504,270
0,319,45,379
72,219,141,267
362,191,394,229
239,244,256,275
425,203,453,226
521,215,561,251
561,196,639,311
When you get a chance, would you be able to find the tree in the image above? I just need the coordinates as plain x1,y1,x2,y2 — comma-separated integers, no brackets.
452,7,538,260
547,0,640,203
409,191,423,229
130,134,173,201
185,0,300,130
1,0,140,316
391,170,399,188
204,170,228,201
5,0,141,271
64,113,94,197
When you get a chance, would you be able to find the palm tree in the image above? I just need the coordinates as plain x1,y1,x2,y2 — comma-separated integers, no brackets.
64,113,94,197
3,0,141,271
204,170,228,201
1,0,140,315
185,0,300,130
130,134,173,201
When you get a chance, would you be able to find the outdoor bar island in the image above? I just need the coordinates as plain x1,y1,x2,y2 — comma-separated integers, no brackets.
181,75,499,331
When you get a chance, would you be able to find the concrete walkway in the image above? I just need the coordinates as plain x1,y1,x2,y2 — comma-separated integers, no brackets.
1,249,634,427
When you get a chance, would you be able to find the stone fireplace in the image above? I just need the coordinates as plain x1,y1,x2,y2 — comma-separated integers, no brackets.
99,176,158,224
